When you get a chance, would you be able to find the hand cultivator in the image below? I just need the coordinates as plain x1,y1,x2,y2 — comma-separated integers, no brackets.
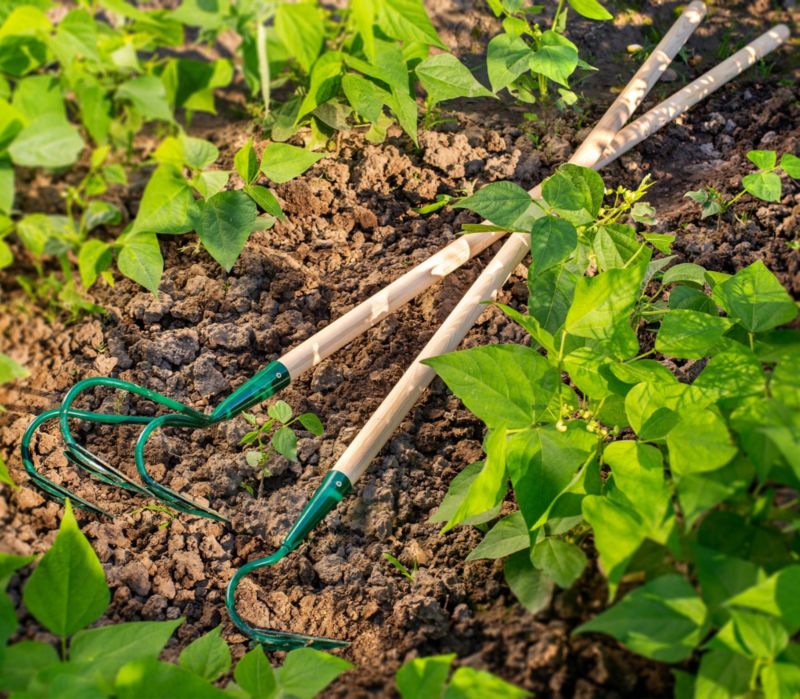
21,3,789,651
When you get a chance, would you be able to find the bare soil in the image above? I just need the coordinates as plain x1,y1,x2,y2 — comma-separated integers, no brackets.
1,1,798,696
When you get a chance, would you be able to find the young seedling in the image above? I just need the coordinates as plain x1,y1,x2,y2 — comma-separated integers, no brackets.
382,552,417,581
686,149,800,219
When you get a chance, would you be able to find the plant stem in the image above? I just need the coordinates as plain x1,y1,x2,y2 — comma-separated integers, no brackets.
551,0,566,29
256,17,270,120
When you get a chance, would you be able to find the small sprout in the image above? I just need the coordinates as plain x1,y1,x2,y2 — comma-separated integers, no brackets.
383,552,417,581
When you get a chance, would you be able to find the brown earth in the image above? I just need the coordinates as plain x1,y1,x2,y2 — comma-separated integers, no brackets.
1,0,799,697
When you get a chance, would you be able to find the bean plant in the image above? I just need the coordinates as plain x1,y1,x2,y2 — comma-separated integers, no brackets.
0,500,527,697
429,164,800,697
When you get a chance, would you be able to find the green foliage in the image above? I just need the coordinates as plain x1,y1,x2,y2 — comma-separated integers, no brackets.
484,0,611,107
686,149,800,219
430,163,800,695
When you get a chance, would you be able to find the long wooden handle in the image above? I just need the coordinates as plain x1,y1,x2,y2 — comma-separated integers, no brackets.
333,23,790,484
278,1,706,377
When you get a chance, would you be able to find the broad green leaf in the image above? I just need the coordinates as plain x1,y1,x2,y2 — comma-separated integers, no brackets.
662,262,706,287
131,164,194,235
678,459,753,529
712,260,797,332
772,355,800,409
567,0,612,20
52,9,99,63
609,359,677,387
117,232,163,294
780,153,800,179
268,400,293,424
275,648,352,698
669,285,718,314
234,646,276,698
624,380,709,440
350,0,376,61
528,260,579,334
245,185,284,220
233,139,258,185
0,35,47,77
542,163,604,219
181,136,218,170
582,494,643,590
694,344,765,400
667,407,737,477
531,537,586,588
116,76,173,122
0,640,59,693
747,149,777,170
454,181,536,230
171,0,229,30
503,550,554,614
260,143,327,184
530,215,577,273
296,51,343,122
575,575,708,662
297,412,324,436
78,239,112,289
593,223,639,271
416,53,493,104
0,552,34,588
377,0,446,48
726,565,800,631
528,31,578,88
444,666,530,698
275,4,324,73
193,170,229,200
495,303,557,355
466,512,529,561
423,344,559,429
655,309,733,359
718,609,789,660
761,658,800,699
116,658,227,699
272,425,298,462
429,461,500,526
0,155,13,214
82,201,121,232
23,500,110,638
694,648,754,699
342,73,387,123
72,619,183,686
742,171,782,202
8,114,84,169
692,543,761,617
396,654,455,699
11,75,64,122
179,625,230,682
486,33,532,92
563,346,621,400
193,190,257,272
76,80,112,144
0,353,28,384
0,590,14,654
387,86,418,145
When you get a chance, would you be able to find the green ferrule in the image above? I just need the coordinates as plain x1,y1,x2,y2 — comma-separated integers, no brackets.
283,471,353,552
211,360,291,421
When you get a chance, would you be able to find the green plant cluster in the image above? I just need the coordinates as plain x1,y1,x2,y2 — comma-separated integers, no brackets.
426,164,800,697
0,500,527,697
686,149,800,220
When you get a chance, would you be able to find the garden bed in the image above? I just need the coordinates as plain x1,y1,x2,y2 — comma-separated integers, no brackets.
1,0,798,696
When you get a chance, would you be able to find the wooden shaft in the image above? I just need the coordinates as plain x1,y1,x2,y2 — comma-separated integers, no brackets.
333,24,790,485
279,3,706,377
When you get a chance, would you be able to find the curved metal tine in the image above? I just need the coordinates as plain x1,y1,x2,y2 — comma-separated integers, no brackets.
58,376,208,488
226,548,348,651
134,412,229,523
21,409,112,517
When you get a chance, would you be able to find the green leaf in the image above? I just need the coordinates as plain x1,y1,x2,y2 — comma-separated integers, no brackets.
454,181,536,230
423,344,559,429
116,658,228,699
0,552,34,589
297,412,324,436
542,163,604,219
260,143,327,184
531,537,586,588
116,76,173,122
268,400,293,424
694,344,765,400
377,0,445,48
342,73,387,123
593,223,639,271
662,262,706,287
245,185,284,220
0,455,16,489
396,654,455,699
780,152,800,179
193,170,229,200
78,239,113,289
182,136,219,170
234,139,258,185
444,666,530,698
725,565,800,631
132,164,194,235
23,500,110,638
530,215,577,273
721,609,789,659
350,0,376,61
234,646,276,698
0,155,13,214
0,353,28,384
387,86,418,145
742,171,782,202
761,657,800,699
747,149,777,170
117,232,164,294
8,114,84,169
486,33,532,92
666,407,737,477
694,648,754,699
503,550,554,614
296,52,344,122
11,75,64,122
466,512,530,561
655,309,733,359
528,31,578,88
563,347,620,400
528,260,579,334
567,0,612,20
712,260,798,333
179,625,230,682
416,53,493,104
275,4,324,73
582,494,643,590
275,648,352,698
71,619,183,686
271,426,298,462
429,461,500,526
0,640,59,693
575,575,708,662
193,190,258,272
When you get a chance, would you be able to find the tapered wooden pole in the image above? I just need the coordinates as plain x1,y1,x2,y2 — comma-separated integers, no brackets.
332,23,790,485
278,1,707,377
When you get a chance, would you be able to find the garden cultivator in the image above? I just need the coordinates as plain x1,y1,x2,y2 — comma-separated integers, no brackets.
21,5,790,652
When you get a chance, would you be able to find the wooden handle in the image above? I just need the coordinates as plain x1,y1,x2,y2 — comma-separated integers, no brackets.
278,3,706,378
